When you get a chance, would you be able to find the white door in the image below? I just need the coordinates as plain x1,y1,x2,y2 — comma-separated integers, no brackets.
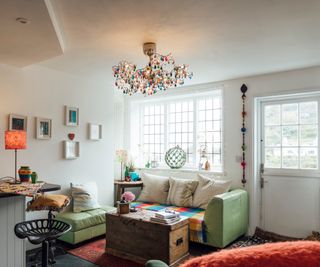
260,95,320,238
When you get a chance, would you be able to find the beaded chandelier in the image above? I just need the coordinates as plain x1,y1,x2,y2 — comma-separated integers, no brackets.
112,42,193,96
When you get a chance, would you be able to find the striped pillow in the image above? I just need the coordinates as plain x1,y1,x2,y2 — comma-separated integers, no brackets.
71,182,100,212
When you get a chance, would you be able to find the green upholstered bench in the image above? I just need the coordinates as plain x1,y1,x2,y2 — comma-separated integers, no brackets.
56,206,116,244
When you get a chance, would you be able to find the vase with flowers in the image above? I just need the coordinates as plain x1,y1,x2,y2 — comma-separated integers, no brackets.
116,149,128,181
117,191,136,214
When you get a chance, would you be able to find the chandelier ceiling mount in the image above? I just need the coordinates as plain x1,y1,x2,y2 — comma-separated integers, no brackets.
143,42,157,57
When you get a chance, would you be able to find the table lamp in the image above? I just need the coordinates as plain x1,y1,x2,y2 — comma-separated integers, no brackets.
5,131,27,184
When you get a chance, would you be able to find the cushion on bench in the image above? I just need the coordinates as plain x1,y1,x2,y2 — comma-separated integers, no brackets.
131,202,206,243
56,206,116,232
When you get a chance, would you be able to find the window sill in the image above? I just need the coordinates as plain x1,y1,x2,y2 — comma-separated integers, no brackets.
137,167,225,176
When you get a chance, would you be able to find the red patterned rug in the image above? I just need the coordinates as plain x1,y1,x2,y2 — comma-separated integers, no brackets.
67,238,143,267
67,228,294,267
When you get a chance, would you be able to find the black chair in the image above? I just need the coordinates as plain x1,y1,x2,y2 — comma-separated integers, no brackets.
15,219,71,267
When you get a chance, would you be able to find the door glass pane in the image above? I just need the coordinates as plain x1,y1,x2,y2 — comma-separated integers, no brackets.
265,126,281,146
282,104,298,125
282,148,298,169
300,125,318,146
282,126,298,146
300,102,317,124
300,148,318,169
265,148,281,168
265,105,280,125
264,100,319,170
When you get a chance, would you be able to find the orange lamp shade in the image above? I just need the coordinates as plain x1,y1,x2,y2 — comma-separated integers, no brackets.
5,131,27,150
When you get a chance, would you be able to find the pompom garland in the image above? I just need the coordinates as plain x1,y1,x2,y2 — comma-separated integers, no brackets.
240,84,248,186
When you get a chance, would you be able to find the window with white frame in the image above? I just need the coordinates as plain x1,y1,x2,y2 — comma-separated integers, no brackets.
142,103,165,162
263,100,319,170
138,90,223,170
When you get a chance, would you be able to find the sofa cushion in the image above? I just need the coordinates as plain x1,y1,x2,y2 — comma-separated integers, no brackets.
167,177,198,207
56,206,116,232
71,182,101,212
192,174,232,209
137,173,170,203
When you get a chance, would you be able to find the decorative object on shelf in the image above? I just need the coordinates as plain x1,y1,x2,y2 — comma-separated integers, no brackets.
205,160,211,171
198,145,208,170
129,172,139,182
68,133,75,141
65,106,79,126
240,84,248,186
124,166,131,182
88,123,102,140
31,172,38,184
165,146,186,169
9,114,27,131
5,130,27,184
113,42,193,96
64,141,80,159
151,160,159,168
116,149,128,181
18,166,32,183
36,117,52,140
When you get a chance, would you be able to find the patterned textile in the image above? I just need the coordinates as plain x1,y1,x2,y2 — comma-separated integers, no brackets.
131,202,206,243
0,182,44,196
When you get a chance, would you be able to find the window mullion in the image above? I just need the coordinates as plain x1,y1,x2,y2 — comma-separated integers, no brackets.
193,98,198,169
164,102,168,164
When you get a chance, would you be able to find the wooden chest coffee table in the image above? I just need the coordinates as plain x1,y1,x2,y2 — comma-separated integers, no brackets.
106,210,189,266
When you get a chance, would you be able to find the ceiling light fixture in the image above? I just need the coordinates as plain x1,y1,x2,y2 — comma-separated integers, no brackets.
16,17,29,24
112,42,193,96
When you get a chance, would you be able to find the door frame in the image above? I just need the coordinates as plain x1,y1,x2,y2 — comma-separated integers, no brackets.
251,89,320,233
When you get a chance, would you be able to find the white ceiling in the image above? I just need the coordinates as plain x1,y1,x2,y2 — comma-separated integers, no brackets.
0,0,63,67
2,0,320,85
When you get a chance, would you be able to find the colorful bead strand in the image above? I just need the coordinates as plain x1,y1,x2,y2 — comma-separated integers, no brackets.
240,84,248,186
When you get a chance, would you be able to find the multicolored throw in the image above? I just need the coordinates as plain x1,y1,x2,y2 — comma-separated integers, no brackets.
131,202,206,243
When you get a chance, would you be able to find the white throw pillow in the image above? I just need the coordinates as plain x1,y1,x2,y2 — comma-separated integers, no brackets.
192,174,232,209
71,182,100,212
167,177,199,207
137,173,170,204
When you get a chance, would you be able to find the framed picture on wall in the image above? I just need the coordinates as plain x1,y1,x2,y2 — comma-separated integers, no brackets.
89,123,102,140
65,106,79,126
64,141,80,159
36,117,52,140
9,114,27,131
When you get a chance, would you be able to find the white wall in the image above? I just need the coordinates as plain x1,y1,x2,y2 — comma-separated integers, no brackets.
0,64,114,210
122,65,320,233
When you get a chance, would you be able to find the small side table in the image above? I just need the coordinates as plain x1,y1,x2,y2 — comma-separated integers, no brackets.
114,180,143,205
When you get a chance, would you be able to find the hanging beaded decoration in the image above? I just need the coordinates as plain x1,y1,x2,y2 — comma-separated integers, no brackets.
240,84,248,186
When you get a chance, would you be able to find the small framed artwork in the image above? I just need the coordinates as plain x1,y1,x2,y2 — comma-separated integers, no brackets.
9,114,27,131
65,106,79,126
89,123,102,140
64,141,80,159
36,117,52,140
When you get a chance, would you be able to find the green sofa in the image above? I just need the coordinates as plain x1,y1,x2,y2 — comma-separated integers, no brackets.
204,189,248,248
139,189,248,248
56,206,116,244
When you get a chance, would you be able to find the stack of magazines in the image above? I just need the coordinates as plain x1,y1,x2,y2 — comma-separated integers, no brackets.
150,210,180,224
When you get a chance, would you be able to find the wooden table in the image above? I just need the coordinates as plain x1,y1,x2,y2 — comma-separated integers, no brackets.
106,210,189,266
114,180,143,203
